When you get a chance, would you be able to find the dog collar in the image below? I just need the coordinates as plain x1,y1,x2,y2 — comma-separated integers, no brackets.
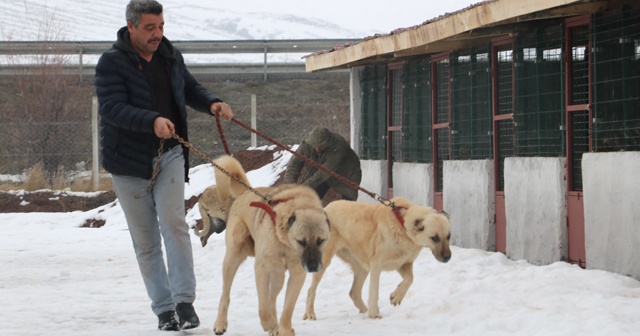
392,205,408,227
250,198,289,223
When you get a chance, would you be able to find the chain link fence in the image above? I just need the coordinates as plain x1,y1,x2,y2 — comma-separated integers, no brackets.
0,72,351,186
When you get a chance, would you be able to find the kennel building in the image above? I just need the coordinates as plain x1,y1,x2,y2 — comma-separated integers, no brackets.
304,0,640,279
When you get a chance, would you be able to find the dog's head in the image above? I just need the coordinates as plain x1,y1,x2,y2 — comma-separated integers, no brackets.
402,205,451,263
273,186,331,273
284,208,331,273
196,185,233,247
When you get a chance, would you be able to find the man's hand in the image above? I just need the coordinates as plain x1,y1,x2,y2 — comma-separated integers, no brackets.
153,117,175,138
210,101,233,120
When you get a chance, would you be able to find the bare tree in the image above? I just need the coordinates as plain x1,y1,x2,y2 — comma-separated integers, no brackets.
3,6,86,178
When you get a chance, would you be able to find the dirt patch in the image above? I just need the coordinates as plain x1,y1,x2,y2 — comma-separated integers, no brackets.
0,190,117,213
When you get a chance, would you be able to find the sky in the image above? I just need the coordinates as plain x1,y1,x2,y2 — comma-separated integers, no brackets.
1,147,640,336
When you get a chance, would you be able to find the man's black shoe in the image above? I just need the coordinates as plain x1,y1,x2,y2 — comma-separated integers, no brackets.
176,302,200,330
157,310,180,331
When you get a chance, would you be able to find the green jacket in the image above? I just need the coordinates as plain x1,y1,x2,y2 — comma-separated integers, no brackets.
283,127,362,200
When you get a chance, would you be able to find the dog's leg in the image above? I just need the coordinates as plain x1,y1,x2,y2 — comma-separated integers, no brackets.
367,261,383,319
303,270,325,320
255,262,279,335
268,270,285,326
277,269,306,336
390,262,414,306
303,239,337,320
213,242,248,335
348,261,369,314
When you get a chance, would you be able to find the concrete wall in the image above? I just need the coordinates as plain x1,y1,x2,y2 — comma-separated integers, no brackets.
443,160,495,250
582,152,640,279
392,162,433,206
504,157,567,265
358,160,387,204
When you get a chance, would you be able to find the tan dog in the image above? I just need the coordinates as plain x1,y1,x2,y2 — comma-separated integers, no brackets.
211,155,331,336
303,197,451,320
195,155,250,247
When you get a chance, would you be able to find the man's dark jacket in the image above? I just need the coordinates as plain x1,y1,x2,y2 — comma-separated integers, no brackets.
95,27,220,182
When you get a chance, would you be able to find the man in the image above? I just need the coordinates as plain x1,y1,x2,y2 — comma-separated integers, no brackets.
94,0,233,331
284,126,362,202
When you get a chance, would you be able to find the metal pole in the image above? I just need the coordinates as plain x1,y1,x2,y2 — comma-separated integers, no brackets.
91,96,99,191
251,94,257,148
263,47,268,81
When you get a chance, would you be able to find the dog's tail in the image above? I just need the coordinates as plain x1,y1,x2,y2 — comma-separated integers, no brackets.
194,188,216,238
214,155,251,200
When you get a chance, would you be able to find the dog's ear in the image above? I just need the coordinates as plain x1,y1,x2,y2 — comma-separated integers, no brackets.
413,218,425,232
287,213,297,230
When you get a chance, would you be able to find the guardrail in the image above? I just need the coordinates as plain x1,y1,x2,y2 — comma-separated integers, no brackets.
0,39,357,79
0,39,357,55
0,62,310,76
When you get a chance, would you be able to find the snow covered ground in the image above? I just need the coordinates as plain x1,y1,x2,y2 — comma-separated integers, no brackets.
1,149,639,336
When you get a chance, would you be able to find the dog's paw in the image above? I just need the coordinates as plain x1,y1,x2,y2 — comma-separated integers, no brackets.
389,291,405,306
302,312,316,320
367,310,383,319
274,327,295,336
213,319,227,335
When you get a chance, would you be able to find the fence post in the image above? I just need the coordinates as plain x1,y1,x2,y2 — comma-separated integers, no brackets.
91,96,99,191
251,94,257,148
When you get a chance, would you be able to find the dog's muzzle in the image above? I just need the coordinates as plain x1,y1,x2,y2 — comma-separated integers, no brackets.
301,246,323,273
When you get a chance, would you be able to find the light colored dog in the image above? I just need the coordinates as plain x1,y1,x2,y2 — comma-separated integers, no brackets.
195,155,249,247
303,197,451,320
210,155,331,336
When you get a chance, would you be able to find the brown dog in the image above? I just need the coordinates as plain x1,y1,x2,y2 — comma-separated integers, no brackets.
211,155,331,336
303,197,451,320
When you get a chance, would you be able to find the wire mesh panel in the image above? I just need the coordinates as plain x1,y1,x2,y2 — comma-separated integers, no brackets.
435,127,450,192
360,64,388,160
435,59,451,124
570,110,590,191
389,67,403,164
401,59,432,163
496,45,514,115
571,25,590,105
496,119,515,191
452,48,493,160
514,25,565,157
390,68,403,127
593,6,640,152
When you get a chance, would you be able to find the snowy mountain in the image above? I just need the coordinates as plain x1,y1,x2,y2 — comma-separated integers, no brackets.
0,0,482,41
0,0,369,41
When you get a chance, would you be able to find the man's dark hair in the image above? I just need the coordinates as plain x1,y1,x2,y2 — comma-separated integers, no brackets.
126,0,163,27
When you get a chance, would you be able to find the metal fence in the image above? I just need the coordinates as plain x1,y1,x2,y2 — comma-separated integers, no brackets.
0,73,351,184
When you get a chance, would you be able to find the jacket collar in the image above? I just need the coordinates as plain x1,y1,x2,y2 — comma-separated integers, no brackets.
113,26,175,61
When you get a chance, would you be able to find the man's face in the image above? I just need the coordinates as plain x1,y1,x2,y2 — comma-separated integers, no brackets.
128,13,164,58
312,145,326,153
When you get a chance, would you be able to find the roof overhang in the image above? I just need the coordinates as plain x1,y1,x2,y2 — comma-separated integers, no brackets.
305,0,611,72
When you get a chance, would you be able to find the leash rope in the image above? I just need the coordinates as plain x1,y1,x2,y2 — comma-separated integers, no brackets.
143,117,401,216
228,117,383,203
214,114,231,156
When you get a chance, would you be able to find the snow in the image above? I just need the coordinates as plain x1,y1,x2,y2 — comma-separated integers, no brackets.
1,1,640,334
1,149,640,336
